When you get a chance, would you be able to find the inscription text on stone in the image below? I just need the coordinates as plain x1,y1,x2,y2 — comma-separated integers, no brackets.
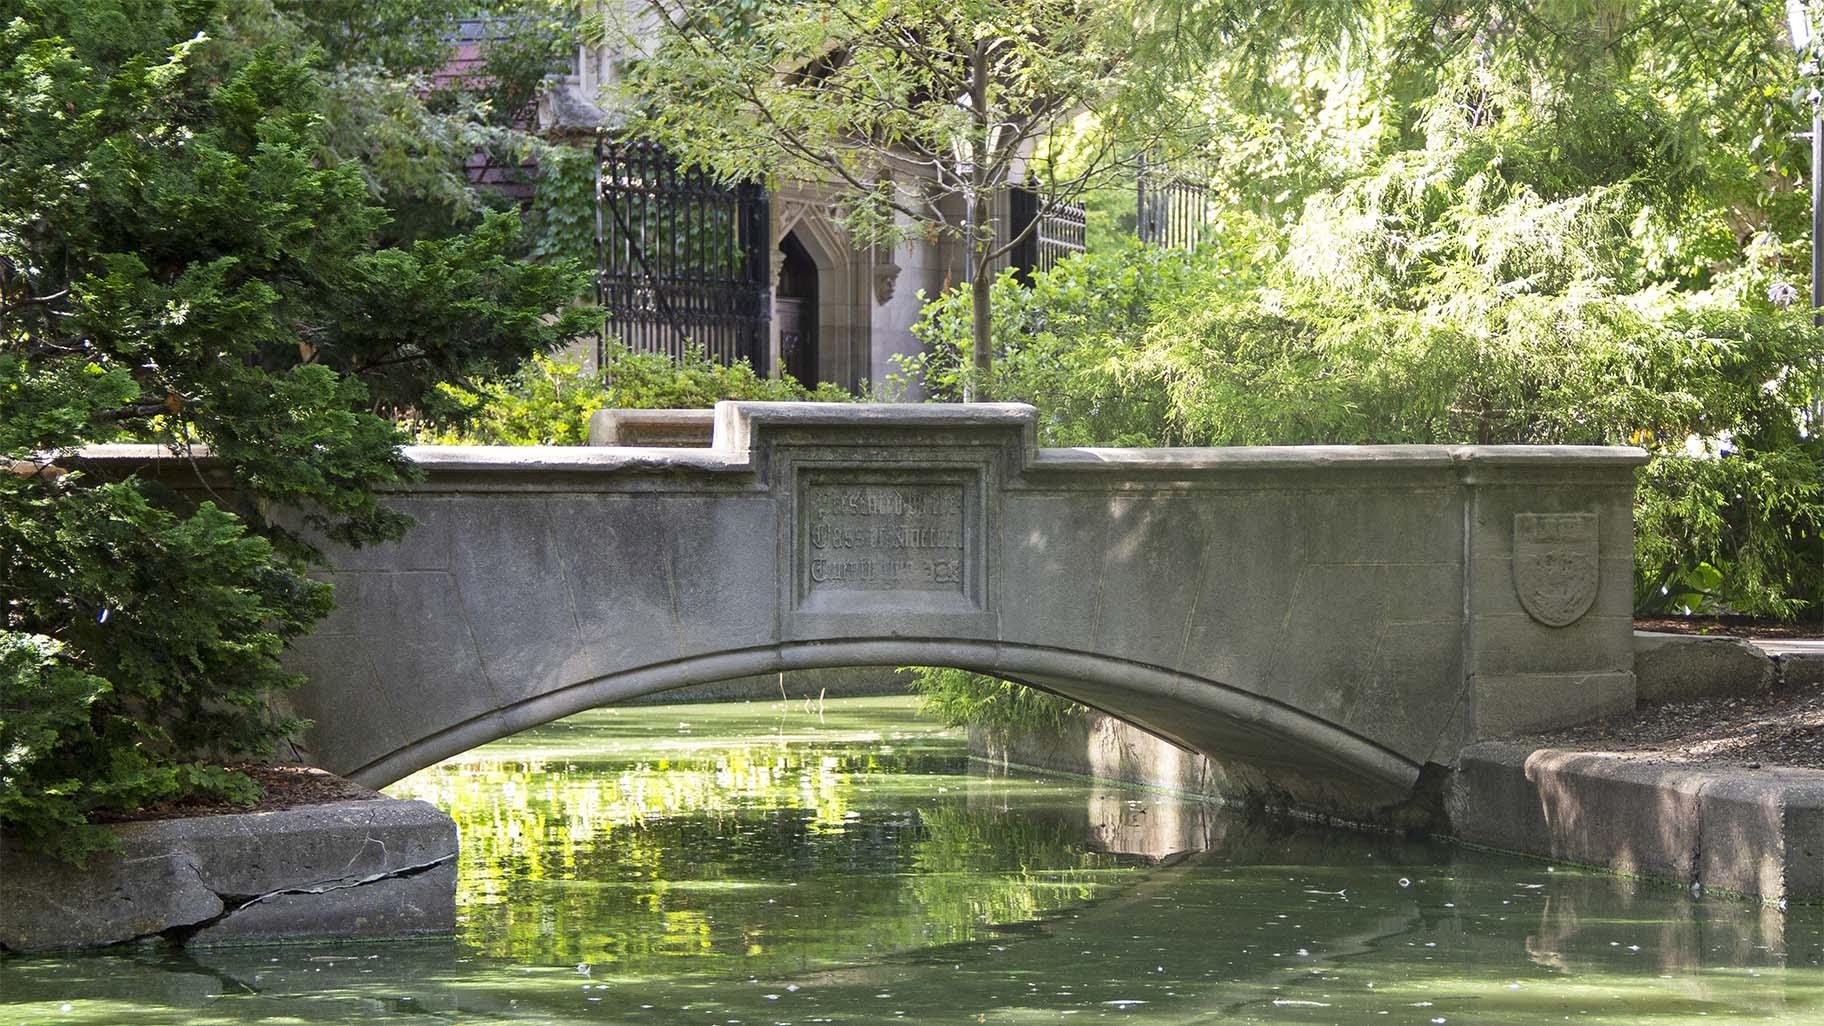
805,484,966,592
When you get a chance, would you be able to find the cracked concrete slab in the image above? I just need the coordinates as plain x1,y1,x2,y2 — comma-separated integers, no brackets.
0,798,456,952
0,850,223,952
187,854,456,945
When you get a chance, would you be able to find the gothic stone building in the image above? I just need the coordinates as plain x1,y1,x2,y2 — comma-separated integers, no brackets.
533,21,1085,396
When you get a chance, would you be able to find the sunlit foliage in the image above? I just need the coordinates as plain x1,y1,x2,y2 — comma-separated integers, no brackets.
416,344,853,445
907,1,1824,620
387,699,1123,970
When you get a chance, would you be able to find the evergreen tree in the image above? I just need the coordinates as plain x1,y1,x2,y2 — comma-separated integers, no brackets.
0,0,595,859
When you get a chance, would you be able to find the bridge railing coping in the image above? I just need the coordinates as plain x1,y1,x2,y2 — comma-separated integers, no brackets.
67,403,1649,478
710,400,1040,455
1030,444,1652,472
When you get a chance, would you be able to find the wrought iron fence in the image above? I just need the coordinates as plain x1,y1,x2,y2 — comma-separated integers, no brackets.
1136,154,1214,250
1009,187,1087,280
594,138,771,369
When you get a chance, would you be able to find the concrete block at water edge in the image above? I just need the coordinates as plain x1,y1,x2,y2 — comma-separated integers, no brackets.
0,799,456,951
190,860,456,945
0,845,222,951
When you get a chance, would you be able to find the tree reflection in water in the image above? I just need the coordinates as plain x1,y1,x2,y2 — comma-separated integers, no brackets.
386,697,1133,972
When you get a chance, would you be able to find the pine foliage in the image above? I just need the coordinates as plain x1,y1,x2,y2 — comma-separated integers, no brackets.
0,0,594,859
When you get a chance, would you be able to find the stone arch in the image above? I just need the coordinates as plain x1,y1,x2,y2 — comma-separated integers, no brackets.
342,639,1421,809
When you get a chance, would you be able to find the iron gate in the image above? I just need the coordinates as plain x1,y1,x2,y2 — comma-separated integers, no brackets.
594,138,771,369
1136,154,1214,250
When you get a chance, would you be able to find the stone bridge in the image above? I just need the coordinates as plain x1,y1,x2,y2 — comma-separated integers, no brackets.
129,404,1651,818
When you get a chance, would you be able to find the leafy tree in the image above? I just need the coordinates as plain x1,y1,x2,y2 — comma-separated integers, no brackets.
905,0,1824,621
608,0,1221,396
892,236,1244,444
0,0,595,860
204,1,582,244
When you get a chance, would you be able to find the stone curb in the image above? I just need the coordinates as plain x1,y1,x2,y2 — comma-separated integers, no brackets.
1634,631,1822,700
1763,639,1824,689
0,797,457,952
1447,741,1824,903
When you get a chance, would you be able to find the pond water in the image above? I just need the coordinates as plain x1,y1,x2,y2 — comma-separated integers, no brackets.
3,695,1821,1025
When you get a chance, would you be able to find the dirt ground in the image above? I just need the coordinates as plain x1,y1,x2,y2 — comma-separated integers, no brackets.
1556,616,1824,770
1632,615,1822,639
1526,679,1824,770
94,765,380,824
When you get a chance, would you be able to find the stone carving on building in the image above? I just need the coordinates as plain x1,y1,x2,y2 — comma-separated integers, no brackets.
776,196,845,251
871,253,901,305
1512,512,1600,627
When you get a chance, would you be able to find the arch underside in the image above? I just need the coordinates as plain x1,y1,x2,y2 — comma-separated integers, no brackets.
345,640,1425,812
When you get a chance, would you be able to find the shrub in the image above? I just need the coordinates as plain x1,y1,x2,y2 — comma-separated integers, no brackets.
417,343,853,445
1,1,593,861
906,666,1085,736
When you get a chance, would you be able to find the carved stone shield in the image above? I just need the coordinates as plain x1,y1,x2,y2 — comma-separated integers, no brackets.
1512,513,1600,628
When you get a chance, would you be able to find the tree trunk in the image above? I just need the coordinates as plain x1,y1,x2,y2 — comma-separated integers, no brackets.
967,38,992,401
971,267,992,400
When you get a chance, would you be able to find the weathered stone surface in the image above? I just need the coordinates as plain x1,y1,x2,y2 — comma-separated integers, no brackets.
1633,631,1777,702
1764,640,1824,689
622,665,912,705
1448,742,1824,902
1779,652,1824,688
0,798,456,952
969,713,1230,803
83,404,1648,821
169,798,458,898
189,858,456,945
0,847,222,952
588,407,715,446
1472,671,1636,737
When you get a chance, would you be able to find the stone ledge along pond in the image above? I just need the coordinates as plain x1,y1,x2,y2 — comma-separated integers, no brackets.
2,696,1820,1025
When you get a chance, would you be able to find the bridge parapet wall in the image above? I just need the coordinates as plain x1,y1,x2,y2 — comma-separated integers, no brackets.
73,404,1648,819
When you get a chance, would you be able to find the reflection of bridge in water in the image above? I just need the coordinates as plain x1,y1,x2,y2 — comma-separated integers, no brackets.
94,403,1646,819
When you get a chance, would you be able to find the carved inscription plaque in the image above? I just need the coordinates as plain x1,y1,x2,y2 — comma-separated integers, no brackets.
804,483,966,594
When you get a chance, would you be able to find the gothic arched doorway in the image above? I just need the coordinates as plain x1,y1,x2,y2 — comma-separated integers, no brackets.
777,231,819,385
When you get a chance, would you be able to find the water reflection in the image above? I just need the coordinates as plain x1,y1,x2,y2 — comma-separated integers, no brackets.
386,699,1132,972
2,696,1819,1026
